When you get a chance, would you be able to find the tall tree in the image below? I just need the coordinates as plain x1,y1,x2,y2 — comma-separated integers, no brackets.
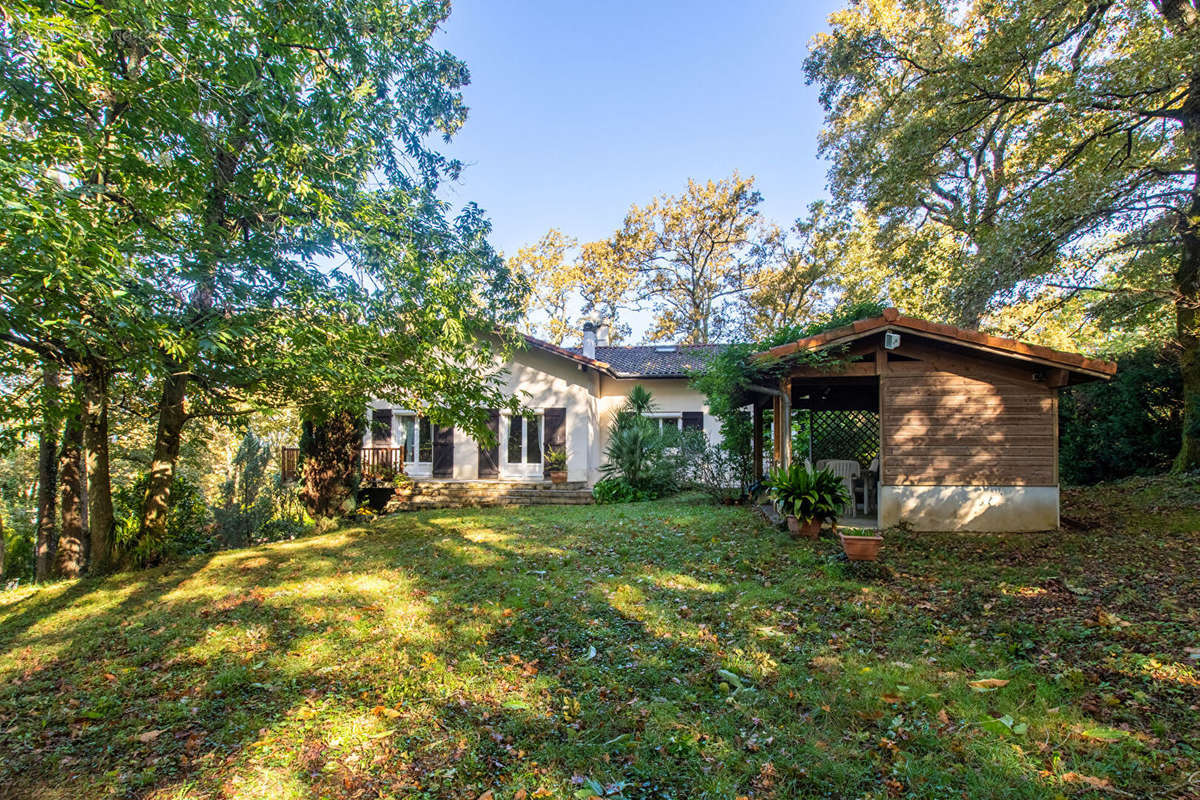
807,0,1200,467
34,362,58,580
738,202,843,339
509,231,634,345
510,229,579,345
3,0,526,567
612,174,763,343
55,393,85,579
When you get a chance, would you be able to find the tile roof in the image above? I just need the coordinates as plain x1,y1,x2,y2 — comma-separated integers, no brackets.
522,334,724,378
586,344,725,377
754,308,1117,379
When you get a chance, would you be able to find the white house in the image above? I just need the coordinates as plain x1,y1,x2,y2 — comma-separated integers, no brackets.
362,320,723,488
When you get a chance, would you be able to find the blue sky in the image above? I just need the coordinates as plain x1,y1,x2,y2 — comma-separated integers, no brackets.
433,1,846,340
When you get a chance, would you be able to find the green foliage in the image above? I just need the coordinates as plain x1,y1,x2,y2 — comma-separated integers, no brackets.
598,387,686,500
114,474,212,568
544,448,567,472
690,300,888,483
591,477,655,504
1,507,35,585
685,440,747,504
214,432,310,547
806,0,1195,326
300,406,366,518
763,464,850,523
1059,348,1182,484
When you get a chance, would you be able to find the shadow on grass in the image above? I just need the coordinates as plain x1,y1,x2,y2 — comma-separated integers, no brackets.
0,493,1195,799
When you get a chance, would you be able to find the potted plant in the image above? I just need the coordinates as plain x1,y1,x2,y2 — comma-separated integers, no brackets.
392,470,415,502
546,448,568,483
839,528,883,561
764,464,850,539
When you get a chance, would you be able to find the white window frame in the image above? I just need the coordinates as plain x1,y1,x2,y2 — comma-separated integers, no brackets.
646,413,683,433
500,412,544,480
395,410,433,477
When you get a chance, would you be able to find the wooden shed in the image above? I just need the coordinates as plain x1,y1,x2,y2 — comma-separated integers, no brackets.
748,309,1117,532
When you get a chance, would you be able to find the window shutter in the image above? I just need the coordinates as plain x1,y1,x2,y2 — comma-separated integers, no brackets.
432,424,454,477
682,411,703,431
543,407,566,478
478,410,499,478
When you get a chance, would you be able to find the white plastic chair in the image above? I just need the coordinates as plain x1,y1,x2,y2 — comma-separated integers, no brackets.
814,459,861,515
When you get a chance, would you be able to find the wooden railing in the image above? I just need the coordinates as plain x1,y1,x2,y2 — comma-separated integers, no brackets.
280,446,407,483
360,447,407,482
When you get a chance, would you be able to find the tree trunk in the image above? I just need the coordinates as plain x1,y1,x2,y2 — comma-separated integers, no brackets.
1173,202,1200,471
300,409,365,518
138,369,188,547
35,363,61,580
1173,28,1200,472
56,396,86,579
81,362,115,573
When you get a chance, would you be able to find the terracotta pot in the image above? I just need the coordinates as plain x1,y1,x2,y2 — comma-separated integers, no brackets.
549,470,568,484
839,532,883,561
787,515,822,539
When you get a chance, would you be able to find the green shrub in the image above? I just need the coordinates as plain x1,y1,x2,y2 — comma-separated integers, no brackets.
686,440,745,503
114,473,212,567
593,476,655,504
1,506,35,584
599,386,687,500
215,432,311,546
1059,346,1181,484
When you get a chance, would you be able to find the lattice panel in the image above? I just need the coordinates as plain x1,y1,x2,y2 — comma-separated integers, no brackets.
809,410,879,467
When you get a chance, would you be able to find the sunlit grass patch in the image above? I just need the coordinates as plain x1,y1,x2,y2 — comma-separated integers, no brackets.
1,481,1198,798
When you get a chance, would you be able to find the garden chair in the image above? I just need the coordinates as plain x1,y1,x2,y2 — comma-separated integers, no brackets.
814,459,860,515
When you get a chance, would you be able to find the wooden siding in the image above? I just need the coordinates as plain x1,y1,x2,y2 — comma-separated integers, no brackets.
882,370,1056,487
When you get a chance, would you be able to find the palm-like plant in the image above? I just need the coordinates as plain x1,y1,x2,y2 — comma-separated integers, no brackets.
764,464,850,523
600,386,678,494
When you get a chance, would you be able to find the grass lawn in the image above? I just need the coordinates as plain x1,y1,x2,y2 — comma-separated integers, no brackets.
1,479,1198,799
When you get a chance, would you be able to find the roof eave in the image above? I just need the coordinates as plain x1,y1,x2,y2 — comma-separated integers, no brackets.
750,310,1117,380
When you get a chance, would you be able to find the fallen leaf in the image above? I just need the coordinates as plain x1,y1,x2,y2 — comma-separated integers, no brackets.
1062,772,1116,792
968,678,1010,691
136,730,163,743
1080,726,1131,742
477,791,494,800
371,705,401,718
880,694,902,704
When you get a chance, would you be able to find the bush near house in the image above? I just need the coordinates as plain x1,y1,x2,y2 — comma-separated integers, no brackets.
1,476,1197,799
1058,346,1182,484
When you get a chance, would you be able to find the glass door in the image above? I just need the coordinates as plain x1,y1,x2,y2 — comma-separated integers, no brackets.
501,413,543,479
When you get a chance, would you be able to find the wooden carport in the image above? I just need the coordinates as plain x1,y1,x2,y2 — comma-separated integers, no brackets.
747,309,1116,531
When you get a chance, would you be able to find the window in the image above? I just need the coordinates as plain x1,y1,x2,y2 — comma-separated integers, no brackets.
507,416,523,463
397,413,433,463
370,409,392,444
506,415,541,464
419,416,433,463
526,415,541,463
655,416,680,433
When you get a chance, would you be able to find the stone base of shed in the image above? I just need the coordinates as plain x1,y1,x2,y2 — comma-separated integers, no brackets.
878,485,1059,532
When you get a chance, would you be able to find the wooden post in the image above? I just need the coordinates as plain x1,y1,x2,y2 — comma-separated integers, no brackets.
771,395,782,467
780,378,792,466
752,402,764,480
